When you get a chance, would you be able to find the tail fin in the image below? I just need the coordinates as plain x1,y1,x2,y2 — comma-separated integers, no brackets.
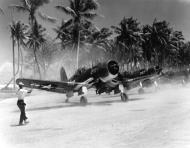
60,67,68,81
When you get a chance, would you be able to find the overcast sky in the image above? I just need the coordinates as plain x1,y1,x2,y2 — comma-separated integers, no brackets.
0,0,190,64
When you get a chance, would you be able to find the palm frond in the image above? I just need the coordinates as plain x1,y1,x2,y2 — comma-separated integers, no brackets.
29,0,50,8
63,19,73,27
55,6,76,17
111,26,122,34
8,5,29,12
21,0,31,9
0,8,4,15
81,12,97,20
38,11,57,23
82,0,99,12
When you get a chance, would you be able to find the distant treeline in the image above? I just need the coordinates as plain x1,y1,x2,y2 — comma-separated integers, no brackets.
2,0,190,79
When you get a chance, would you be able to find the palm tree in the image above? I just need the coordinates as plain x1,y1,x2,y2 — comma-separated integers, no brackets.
170,31,184,48
141,19,172,67
175,41,190,68
9,22,17,89
9,0,50,27
9,0,54,79
54,19,73,49
10,26,15,89
55,0,99,68
147,19,172,66
165,30,184,67
13,21,28,77
37,38,59,78
26,20,46,79
112,17,143,70
9,21,28,79
104,39,118,61
86,27,112,65
142,24,153,67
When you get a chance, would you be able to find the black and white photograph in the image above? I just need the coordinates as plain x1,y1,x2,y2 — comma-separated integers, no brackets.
0,0,190,147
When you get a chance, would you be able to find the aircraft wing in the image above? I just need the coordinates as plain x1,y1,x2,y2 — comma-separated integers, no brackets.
16,78,87,93
121,66,162,88
125,73,160,84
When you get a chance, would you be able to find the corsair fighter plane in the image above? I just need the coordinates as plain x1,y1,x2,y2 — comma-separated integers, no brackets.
16,60,162,104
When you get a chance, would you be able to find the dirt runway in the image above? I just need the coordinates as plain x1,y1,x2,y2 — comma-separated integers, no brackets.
0,84,190,148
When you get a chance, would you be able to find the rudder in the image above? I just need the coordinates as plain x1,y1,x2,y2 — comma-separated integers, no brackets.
60,67,68,81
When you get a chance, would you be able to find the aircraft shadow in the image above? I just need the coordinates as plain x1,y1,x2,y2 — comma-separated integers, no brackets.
13,97,144,112
102,91,156,98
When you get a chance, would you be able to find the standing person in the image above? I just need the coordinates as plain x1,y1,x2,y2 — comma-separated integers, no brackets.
16,85,32,125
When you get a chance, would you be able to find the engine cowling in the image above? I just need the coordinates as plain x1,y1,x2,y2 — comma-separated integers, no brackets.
91,60,119,82
107,60,119,75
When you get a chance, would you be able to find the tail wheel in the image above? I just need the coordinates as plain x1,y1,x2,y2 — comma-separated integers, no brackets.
121,93,128,102
80,96,88,104
138,88,145,94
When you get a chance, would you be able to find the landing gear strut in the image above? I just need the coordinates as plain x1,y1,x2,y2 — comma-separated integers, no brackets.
120,93,128,102
79,86,88,105
80,96,88,104
154,81,159,91
138,82,145,94
119,84,128,102
65,91,74,103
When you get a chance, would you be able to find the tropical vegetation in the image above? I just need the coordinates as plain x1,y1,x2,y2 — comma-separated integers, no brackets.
2,0,190,85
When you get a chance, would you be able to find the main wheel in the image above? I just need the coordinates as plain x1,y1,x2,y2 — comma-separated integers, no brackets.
121,93,128,102
80,96,88,104
138,88,145,94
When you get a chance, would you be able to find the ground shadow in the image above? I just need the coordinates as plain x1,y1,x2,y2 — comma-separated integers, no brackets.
13,97,144,112
101,92,138,98
102,90,156,98
129,98,145,101
28,127,63,132
10,124,27,127
129,109,146,112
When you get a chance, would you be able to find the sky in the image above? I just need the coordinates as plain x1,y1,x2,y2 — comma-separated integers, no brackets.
0,0,190,65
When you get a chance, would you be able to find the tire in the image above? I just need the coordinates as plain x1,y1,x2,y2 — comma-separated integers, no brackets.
121,93,128,102
138,88,145,94
80,96,88,104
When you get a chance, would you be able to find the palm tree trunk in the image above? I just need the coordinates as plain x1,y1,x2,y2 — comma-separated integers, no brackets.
12,37,16,89
17,42,20,77
76,31,80,69
33,47,42,79
20,48,23,77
